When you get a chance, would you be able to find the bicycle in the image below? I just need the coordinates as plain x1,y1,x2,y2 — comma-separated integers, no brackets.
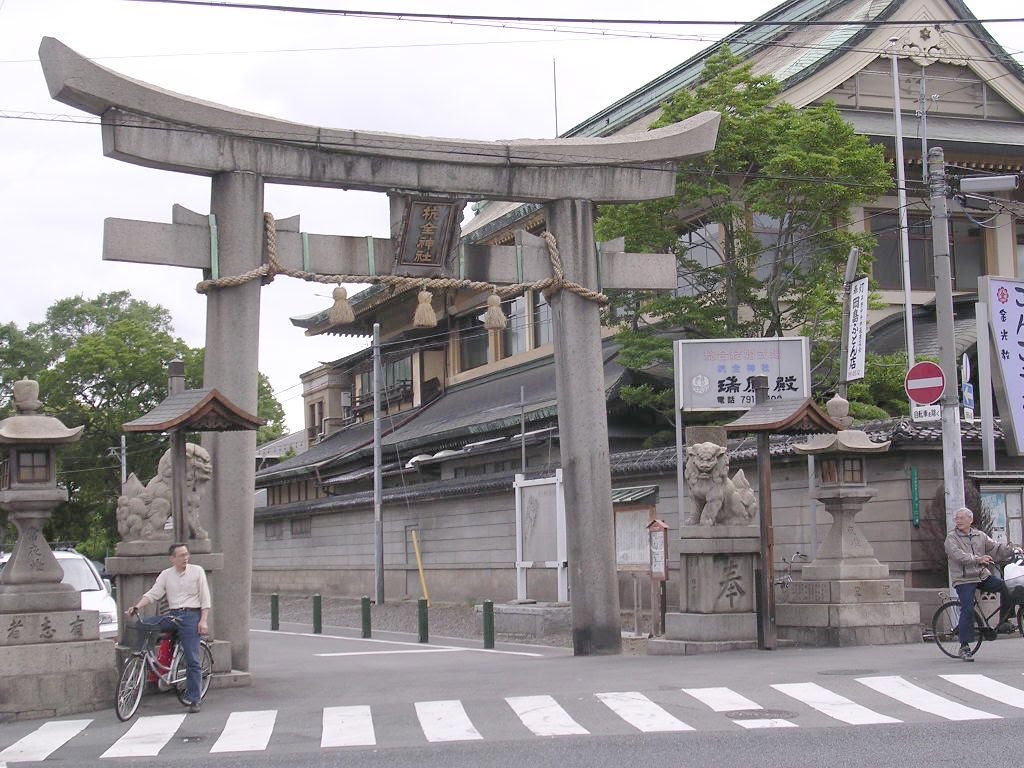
115,616,213,721
774,551,809,595
931,553,1024,659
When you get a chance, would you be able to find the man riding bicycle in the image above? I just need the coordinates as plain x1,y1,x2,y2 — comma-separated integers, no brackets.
944,506,1021,662
126,542,211,711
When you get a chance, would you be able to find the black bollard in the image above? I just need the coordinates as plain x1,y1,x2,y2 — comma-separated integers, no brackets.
418,598,429,643
270,593,279,631
361,596,371,639
313,593,322,634
483,600,494,649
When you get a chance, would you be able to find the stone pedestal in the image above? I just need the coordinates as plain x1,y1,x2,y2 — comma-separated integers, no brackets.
648,525,760,655
776,490,920,646
106,546,246,685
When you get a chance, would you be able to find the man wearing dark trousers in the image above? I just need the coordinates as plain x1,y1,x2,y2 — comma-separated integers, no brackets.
945,507,1020,661
127,543,211,711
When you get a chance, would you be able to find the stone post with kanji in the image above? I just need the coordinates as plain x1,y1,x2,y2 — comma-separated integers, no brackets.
0,379,116,719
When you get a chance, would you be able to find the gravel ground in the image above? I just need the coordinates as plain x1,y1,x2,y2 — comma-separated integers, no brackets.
251,593,650,653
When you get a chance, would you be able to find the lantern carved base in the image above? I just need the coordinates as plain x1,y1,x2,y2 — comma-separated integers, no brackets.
776,489,920,647
648,526,760,656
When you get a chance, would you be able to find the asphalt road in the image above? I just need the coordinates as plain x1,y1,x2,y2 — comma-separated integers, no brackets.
4,620,1024,767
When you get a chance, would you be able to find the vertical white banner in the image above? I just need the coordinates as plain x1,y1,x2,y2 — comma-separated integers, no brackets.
845,277,869,382
985,277,1024,455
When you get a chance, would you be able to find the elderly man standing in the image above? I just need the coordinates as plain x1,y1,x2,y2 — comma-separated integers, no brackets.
944,507,1020,661
126,543,212,711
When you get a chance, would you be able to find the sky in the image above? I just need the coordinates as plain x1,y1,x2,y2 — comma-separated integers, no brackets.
1,0,1022,432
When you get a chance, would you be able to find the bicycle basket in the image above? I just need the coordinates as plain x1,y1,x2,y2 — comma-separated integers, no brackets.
122,620,167,651
1005,561,1024,604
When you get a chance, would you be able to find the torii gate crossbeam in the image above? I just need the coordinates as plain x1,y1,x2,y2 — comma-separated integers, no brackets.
39,36,719,662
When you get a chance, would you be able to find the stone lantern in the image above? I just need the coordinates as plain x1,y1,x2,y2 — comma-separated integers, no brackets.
0,378,83,611
776,394,920,646
0,378,116,721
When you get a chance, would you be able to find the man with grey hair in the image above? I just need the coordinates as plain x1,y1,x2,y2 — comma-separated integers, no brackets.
944,506,1021,661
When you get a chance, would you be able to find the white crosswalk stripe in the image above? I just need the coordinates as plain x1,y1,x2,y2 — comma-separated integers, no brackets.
682,686,797,728
11,673,1024,761
0,720,91,762
100,714,186,758
506,695,588,736
321,705,376,747
941,674,1024,708
415,700,483,742
596,692,693,732
772,683,901,725
210,710,278,753
857,676,1000,720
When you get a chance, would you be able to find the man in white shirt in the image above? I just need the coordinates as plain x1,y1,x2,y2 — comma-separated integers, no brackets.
127,543,212,712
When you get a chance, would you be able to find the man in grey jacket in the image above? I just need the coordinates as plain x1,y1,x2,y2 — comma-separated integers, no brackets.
944,506,1021,661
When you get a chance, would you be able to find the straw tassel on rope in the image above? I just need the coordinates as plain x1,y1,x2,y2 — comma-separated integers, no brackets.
413,290,437,328
328,285,354,326
483,293,507,331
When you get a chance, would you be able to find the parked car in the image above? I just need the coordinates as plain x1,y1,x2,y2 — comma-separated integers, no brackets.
0,548,119,639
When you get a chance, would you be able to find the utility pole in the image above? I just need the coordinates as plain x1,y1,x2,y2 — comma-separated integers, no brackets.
928,147,965,531
890,38,916,366
106,434,127,487
373,323,384,605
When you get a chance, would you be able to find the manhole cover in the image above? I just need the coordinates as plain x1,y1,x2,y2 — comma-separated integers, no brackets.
724,710,796,720
180,736,206,743
818,669,876,676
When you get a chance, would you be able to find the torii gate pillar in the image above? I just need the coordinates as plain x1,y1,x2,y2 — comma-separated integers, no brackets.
547,200,621,652
204,172,264,670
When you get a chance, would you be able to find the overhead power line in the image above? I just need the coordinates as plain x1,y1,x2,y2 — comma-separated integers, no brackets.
126,0,1024,29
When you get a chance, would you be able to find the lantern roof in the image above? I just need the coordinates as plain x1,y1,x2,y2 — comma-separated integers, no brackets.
0,379,83,444
793,430,892,455
123,388,264,433
0,415,84,445
724,397,842,435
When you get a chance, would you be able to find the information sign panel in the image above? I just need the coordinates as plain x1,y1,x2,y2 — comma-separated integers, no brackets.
674,337,810,412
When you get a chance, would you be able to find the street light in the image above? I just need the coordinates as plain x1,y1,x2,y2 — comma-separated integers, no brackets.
959,174,1019,194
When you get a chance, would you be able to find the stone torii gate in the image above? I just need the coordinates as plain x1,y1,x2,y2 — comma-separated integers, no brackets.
40,37,719,661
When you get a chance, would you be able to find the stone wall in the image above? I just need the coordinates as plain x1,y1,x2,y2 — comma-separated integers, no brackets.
252,446,1024,604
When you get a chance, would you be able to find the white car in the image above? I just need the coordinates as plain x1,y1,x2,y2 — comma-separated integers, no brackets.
0,549,119,639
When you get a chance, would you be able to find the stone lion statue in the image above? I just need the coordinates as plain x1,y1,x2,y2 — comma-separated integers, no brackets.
684,441,756,526
116,443,212,542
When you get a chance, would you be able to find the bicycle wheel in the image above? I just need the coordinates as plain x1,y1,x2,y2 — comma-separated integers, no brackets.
932,600,984,658
115,655,146,721
174,643,214,704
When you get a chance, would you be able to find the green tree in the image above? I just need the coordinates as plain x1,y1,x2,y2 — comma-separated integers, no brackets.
0,292,287,556
847,352,915,417
595,47,893,391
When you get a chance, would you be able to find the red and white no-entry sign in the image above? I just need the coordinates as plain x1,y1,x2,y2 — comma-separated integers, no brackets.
905,361,945,405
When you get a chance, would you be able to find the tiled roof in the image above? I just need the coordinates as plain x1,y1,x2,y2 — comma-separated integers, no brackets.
257,415,1007,518
255,341,626,486
122,388,264,433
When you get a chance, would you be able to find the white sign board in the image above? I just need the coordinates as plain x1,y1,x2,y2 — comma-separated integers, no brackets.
984,277,1024,455
845,277,869,382
513,471,568,602
649,527,668,581
912,404,941,423
615,509,651,570
674,337,810,412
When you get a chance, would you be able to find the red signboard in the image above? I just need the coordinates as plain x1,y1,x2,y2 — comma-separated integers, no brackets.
905,361,945,405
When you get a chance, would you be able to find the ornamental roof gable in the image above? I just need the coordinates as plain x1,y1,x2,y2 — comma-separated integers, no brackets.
566,0,1024,139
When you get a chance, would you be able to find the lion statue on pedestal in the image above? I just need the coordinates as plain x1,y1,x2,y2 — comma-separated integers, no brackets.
116,443,212,542
684,441,757,526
